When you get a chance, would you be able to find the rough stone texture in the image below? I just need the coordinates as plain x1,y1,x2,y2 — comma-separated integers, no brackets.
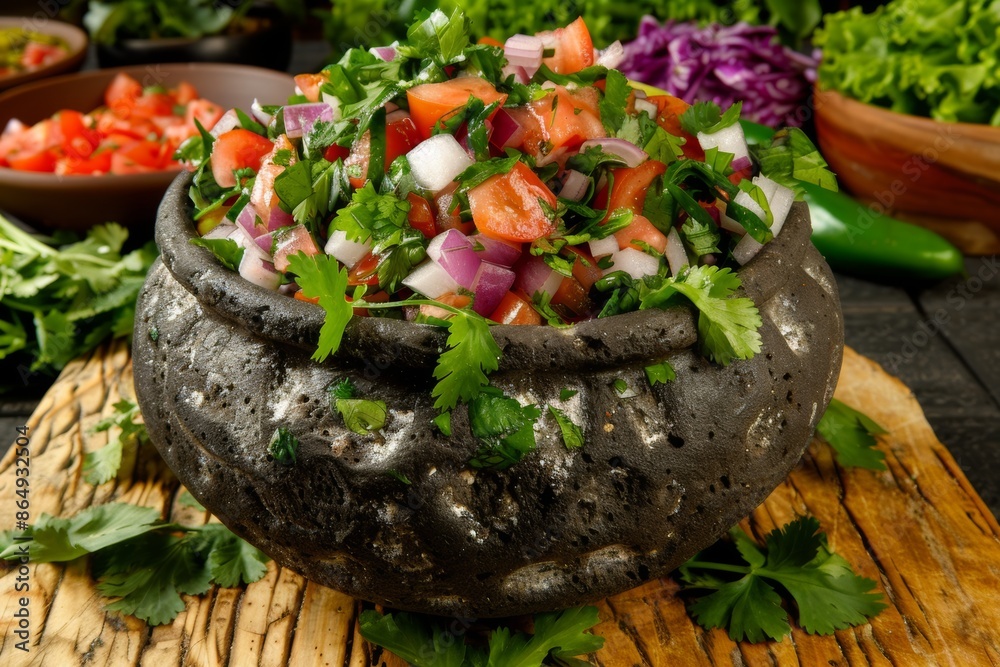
132,173,844,617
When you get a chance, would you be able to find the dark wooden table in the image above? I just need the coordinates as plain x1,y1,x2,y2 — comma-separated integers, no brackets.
1,37,998,520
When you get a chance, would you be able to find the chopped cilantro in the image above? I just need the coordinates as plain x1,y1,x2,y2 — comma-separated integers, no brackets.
468,387,541,470
84,398,149,485
335,398,388,435
599,70,630,134
753,127,839,195
189,237,244,272
431,311,501,413
559,388,578,401
680,100,743,136
644,361,677,386
549,405,584,450
268,427,299,465
816,399,888,470
680,516,886,642
433,411,453,436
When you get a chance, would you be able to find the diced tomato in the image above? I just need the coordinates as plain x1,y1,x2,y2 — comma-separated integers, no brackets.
406,192,437,239
175,81,199,105
251,135,297,226
57,150,113,175
551,276,593,318
537,17,594,74
729,165,753,187
132,92,176,120
433,183,474,235
605,160,667,218
58,110,99,159
645,95,704,161
488,291,542,325
294,72,329,103
347,252,380,286
565,245,602,291
420,293,472,320
185,99,225,133
510,85,604,159
406,78,507,140
614,214,668,253
477,36,504,48
105,73,143,117
469,162,557,242
110,140,172,174
210,129,274,188
386,116,420,165
323,143,350,162
21,42,63,68
345,130,370,190
94,112,156,140
294,289,321,305
8,149,57,172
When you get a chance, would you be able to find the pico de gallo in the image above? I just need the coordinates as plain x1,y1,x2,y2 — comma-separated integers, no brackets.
183,9,835,369
0,27,68,78
0,72,224,175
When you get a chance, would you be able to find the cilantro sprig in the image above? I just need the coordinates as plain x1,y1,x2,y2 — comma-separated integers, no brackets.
816,399,888,470
0,503,269,627
360,606,604,667
84,398,149,485
680,516,887,642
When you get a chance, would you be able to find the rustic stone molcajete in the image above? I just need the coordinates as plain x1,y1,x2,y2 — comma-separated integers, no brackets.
133,173,844,617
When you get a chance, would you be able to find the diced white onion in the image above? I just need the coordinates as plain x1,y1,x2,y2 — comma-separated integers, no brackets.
202,222,238,240
504,34,544,76
558,169,589,201
634,98,658,118
251,99,273,125
588,235,619,258
402,260,460,299
579,138,648,168
665,228,689,277
239,254,281,290
324,229,371,268
596,40,625,69
697,123,750,161
210,109,240,138
603,247,660,280
320,92,343,121
406,134,475,192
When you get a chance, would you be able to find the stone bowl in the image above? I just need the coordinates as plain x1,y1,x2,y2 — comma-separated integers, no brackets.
132,172,844,617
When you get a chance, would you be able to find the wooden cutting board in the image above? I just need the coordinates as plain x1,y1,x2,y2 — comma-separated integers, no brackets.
1,341,998,666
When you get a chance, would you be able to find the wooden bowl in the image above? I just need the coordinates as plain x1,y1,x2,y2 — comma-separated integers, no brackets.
131,172,845,617
0,18,88,92
0,63,294,233
813,87,1000,231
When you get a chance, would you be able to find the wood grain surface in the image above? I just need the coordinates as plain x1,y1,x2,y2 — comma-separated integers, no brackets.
0,341,998,666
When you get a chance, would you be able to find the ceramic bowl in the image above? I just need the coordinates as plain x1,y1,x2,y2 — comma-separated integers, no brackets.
0,63,294,232
132,173,844,617
814,87,1000,235
0,18,88,93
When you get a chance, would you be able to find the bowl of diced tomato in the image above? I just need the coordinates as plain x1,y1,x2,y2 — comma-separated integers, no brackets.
0,62,294,231
0,18,88,93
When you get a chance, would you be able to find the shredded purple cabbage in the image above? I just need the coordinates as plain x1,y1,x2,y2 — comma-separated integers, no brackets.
619,17,818,128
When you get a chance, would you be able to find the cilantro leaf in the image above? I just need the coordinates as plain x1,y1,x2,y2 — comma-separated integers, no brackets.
488,606,605,664
269,427,299,465
680,101,743,136
286,253,353,362
753,127,839,194
335,398,388,435
189,237,244,272
816,399,888,470
359,609,468,667
644,361,677,386
201,524,270,588
548,405,584,450
84,399,149,485
468,387,541,470
599,69,630,134
680,218,722,258
640,265,762,366
397,8,471,65
681,517,886,642
431,311,501,412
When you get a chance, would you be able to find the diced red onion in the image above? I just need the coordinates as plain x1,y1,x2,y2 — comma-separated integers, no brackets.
633,98,658,118
471,262,516,316
254,231,274,255
386,108,410,124
210,109,240,138
603,247,660,280
427,229,481,289
203,221,238,240
372,46,397,62
470,234,521,267
251,99,273,125
588,235,619,258
272,224,320,272
730,155,752,172
238,254,281,290
513,254,563,298
697,123,750,161
501,63,530,85
283,103,335,139
235,201,263,238
402,260,460,299
489,108,526,149
558,170,589,201
596,40,625,69
504,34,543,76
325,229,371,268
407,134,475,192
579,138,648,167
665,228,689,277
267,205,295,233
